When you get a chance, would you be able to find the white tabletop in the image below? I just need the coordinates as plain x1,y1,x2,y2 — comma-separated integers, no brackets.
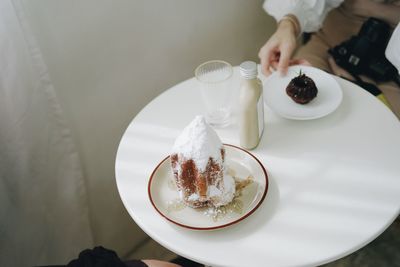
115,69,400,267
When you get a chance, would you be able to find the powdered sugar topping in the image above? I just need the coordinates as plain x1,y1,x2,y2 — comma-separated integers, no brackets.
172,116,223,172
208,174,235,207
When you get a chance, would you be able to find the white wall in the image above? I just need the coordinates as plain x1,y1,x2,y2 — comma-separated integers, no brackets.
21,0,275,258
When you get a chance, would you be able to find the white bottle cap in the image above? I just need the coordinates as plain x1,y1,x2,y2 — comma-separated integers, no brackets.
240,61,258,79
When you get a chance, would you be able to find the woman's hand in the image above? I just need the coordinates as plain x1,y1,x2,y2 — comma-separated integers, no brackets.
328,57,355,80
142,260,182,267
258,19,297,76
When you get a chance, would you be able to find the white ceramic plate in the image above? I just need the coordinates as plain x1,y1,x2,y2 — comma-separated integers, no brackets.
261,65,343,120
148,144,268,230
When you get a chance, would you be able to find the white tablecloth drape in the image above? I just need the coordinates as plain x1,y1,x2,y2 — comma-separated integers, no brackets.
0,0,93,265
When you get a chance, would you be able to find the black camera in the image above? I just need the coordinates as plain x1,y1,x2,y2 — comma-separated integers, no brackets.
329,18,398,82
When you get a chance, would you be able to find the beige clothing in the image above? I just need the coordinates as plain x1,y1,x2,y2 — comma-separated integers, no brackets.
295,3,400,118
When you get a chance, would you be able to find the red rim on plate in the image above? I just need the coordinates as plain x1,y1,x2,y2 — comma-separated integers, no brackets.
147,144,269,230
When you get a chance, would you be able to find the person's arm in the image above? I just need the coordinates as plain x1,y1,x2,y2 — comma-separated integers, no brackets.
259,0,344,76
263,0,344,33
258,16,298,76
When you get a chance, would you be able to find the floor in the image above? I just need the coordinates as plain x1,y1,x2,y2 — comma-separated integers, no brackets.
322,219,400,267
127,218,400,267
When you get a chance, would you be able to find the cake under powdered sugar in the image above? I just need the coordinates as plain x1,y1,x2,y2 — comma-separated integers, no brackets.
171,116,235,208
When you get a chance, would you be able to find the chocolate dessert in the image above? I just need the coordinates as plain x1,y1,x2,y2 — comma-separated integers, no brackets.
286,71,318,104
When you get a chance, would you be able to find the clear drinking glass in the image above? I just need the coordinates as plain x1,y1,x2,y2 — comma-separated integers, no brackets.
195,60,233,127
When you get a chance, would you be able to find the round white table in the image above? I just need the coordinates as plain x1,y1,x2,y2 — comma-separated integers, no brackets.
115,69,400,267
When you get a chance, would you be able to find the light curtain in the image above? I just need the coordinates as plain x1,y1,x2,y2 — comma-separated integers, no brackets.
0,0,93,265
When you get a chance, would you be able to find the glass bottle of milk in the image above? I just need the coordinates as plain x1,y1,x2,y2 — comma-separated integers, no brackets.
238,61,264,150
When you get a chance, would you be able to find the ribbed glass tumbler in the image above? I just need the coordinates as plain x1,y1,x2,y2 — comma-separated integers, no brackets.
195,60,233,127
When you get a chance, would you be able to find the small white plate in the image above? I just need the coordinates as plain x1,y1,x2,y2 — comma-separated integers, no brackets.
148,144,268,230
261,65,343,120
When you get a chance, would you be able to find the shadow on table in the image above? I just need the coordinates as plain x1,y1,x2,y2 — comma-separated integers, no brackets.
176,175,280,242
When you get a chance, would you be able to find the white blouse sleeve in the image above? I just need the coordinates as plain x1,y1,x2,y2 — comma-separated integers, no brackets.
385,23,400,73
263,0,344,33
